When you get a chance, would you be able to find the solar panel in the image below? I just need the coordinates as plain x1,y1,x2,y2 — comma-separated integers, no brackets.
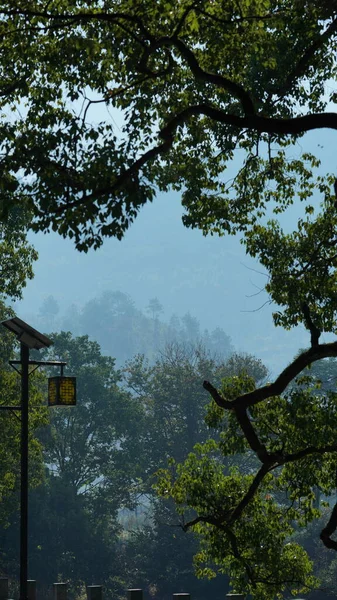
1,317,53,350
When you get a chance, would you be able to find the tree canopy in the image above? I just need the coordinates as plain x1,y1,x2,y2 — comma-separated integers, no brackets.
0,0,336,252
0,206,37,299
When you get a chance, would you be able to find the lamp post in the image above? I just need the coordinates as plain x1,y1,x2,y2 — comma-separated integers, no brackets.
1,317,76,600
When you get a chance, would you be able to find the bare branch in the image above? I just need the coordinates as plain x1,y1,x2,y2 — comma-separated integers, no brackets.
241,299,272,313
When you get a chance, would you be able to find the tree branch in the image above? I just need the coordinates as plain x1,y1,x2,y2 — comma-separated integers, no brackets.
301,302,321,347
52,135,173,213
202,380,233,409
0,8,155,42
225,525,256,585
160,104,337,140
154,38,256,116
271,17,337,98
182,512,255,581
320,502,337,550
235,406,269,460
284,444,337,464
0,74,30,97
204,341,337,410
228,462,271,524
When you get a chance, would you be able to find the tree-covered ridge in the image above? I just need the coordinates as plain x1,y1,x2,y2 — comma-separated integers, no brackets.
35,291,234,364
0,0,335,252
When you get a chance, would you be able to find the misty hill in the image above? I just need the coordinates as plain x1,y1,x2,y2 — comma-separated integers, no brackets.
17,122,337,381
31,290,233,365
16,188,312,375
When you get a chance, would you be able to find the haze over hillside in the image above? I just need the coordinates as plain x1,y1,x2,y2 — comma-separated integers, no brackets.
15,191,308,376
15,130,337,376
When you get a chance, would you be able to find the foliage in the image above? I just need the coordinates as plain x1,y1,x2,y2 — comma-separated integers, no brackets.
0,0,335,260
292,508,337,600
1,0,337,595
0,301,47,513
0,301,48,576
0,206,37,300
124,343,266,480
124,344,267,597
26,332,144,595
0,333,262,597
156,373,330,599
304,356,337,394
38,331,144,504
126,498,230,600
146,298,164,320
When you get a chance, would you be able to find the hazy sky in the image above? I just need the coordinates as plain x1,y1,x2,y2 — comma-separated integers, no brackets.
15,130,337,377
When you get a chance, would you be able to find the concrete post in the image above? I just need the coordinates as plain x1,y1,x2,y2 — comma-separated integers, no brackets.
173,595,191,599
27,581,36,600
53,583,67,600
87,586,103,600
0,578,8,600
126,590,143,600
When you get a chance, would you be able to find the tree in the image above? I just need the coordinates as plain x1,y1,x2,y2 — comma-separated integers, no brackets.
0,1,334,251
38,295,60,331
0,302,48,579
146,298,164,321
124,343,266,477
2,0,337,595
79,291,143,362
126,497,230,600
124,343,228,476
124,344,267,598
0,206,37,300
305,356,337,393
156,373,326,599
63,290,233,364
39,295,59,319
25,332,144,595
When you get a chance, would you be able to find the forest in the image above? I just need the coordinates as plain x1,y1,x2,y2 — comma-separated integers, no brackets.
0,298,267,600
0,1,337,600
0,294,337,600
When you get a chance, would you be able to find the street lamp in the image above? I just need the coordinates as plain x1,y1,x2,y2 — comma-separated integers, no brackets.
0,317,76,600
